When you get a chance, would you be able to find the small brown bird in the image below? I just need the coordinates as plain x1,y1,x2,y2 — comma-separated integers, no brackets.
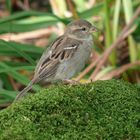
14,19,97,101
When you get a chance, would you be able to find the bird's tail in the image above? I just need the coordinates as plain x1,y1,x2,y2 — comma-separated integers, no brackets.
14,78,37,102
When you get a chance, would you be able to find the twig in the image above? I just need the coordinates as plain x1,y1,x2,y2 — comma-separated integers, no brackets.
75,56,99,81
123,25,137,39
66,0,79,19
90,6,140,81
17,0,30,10
24,0,30,10
76,6,140,81
100,61,140,80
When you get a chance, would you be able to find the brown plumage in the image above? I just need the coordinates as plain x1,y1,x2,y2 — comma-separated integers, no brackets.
14,19,97,101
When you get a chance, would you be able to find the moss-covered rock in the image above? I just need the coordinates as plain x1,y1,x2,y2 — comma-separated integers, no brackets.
0,80,140,140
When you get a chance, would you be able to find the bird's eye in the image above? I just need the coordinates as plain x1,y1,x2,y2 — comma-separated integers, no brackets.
81,27,86,31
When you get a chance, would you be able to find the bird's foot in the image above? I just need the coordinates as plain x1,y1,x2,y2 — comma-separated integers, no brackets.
63,79,80,85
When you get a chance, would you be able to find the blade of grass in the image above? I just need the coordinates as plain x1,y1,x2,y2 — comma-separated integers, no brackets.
0,62,41,91
0,10,62,33
0,89,18,104
0,40,43,59
79,3,103,18
0,11,61,24
89,6,140,80
6,0,12,13
0,74,13,90
1,40,36,65
94,66,115,80
0,89,17,97
113,0,121,41
3,61,35,67
104,0,116,65
49,0,67,18
0,65,35,73
122,0,137,62
0,20,58,33
104,0,112,47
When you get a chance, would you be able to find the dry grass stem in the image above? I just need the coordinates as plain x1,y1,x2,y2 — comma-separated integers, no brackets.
100,61,140,80
0,27,58,42
89,6,140,81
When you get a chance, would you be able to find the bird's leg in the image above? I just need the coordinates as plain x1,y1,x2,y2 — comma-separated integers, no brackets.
63,79,80,85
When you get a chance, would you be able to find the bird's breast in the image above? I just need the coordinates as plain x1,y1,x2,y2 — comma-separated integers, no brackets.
54,38,93,80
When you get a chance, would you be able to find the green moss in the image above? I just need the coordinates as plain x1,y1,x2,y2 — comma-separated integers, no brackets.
0,80,140,140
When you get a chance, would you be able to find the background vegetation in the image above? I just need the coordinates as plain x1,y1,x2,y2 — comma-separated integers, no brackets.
0,0,140,107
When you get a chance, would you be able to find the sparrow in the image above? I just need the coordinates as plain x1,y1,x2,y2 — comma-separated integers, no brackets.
14,19,97,101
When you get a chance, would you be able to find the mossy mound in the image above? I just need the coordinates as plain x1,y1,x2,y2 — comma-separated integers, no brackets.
0,80,140,140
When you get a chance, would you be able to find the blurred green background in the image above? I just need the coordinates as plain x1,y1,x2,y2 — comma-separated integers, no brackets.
0,0,140,107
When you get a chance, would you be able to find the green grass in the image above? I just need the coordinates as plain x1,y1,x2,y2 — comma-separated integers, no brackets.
0,80,140,139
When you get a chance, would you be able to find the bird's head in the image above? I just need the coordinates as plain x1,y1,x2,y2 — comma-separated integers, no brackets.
65,19,98,39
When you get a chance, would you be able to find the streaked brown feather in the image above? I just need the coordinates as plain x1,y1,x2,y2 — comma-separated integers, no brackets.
34,35,82,81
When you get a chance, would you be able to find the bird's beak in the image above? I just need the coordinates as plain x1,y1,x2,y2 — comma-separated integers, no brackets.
90,25,99,33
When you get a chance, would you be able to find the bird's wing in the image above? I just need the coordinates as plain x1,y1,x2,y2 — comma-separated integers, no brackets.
50,36,81,62
34,35,81,80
